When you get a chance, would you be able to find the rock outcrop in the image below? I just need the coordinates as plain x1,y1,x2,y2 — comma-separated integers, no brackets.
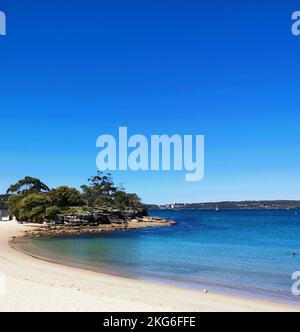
49,208,148,227
22,216,175,238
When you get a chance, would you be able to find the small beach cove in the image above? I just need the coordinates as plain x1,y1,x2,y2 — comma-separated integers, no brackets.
1,210,300,311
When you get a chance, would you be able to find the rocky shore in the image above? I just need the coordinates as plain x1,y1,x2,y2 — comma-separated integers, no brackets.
20,216,175,238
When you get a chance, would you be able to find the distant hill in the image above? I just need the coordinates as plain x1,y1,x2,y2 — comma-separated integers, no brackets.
146,200,300,210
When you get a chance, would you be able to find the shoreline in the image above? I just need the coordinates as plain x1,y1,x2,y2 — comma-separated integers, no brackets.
0,222,299,312
18,216,175,238
11,239,300,308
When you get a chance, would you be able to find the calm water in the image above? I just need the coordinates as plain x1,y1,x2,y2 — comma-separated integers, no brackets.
16,209,300,305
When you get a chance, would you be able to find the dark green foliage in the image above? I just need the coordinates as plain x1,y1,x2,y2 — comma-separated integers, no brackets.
0,194,9,209
44,206,61,220
6,173,143,223
6,177,50,195
49,186,82,207
18,193,51,222
81,172,117,207
114,191,142,210
7,194,24,220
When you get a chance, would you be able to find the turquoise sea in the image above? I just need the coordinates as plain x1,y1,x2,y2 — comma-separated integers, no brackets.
16,209,300,305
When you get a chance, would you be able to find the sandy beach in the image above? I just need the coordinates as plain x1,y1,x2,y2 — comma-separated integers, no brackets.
0,221,299,312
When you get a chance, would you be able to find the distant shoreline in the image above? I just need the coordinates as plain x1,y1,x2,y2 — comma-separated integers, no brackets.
150,207,300,211
147,200,300,210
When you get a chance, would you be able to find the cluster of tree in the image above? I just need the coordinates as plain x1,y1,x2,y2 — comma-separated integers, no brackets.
6,173,143,223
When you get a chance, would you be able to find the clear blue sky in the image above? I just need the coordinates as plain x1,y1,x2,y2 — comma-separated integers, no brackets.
0,0,300,204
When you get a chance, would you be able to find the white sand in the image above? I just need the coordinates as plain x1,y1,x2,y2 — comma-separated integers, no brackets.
0,221,298,312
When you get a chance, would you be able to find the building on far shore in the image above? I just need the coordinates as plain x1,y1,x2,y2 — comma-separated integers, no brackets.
158,203,187,210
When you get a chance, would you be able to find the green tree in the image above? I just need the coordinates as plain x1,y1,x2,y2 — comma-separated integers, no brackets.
113,190,128,209
50,186,81,207
6,177,50,195
125,193,142,209
7,194,24,220
81,172,117,207
113,190,142,210
18,193,51,222
44,206,61,220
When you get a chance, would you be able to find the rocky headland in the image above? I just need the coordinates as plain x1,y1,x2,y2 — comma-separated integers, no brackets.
19,209,175,238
